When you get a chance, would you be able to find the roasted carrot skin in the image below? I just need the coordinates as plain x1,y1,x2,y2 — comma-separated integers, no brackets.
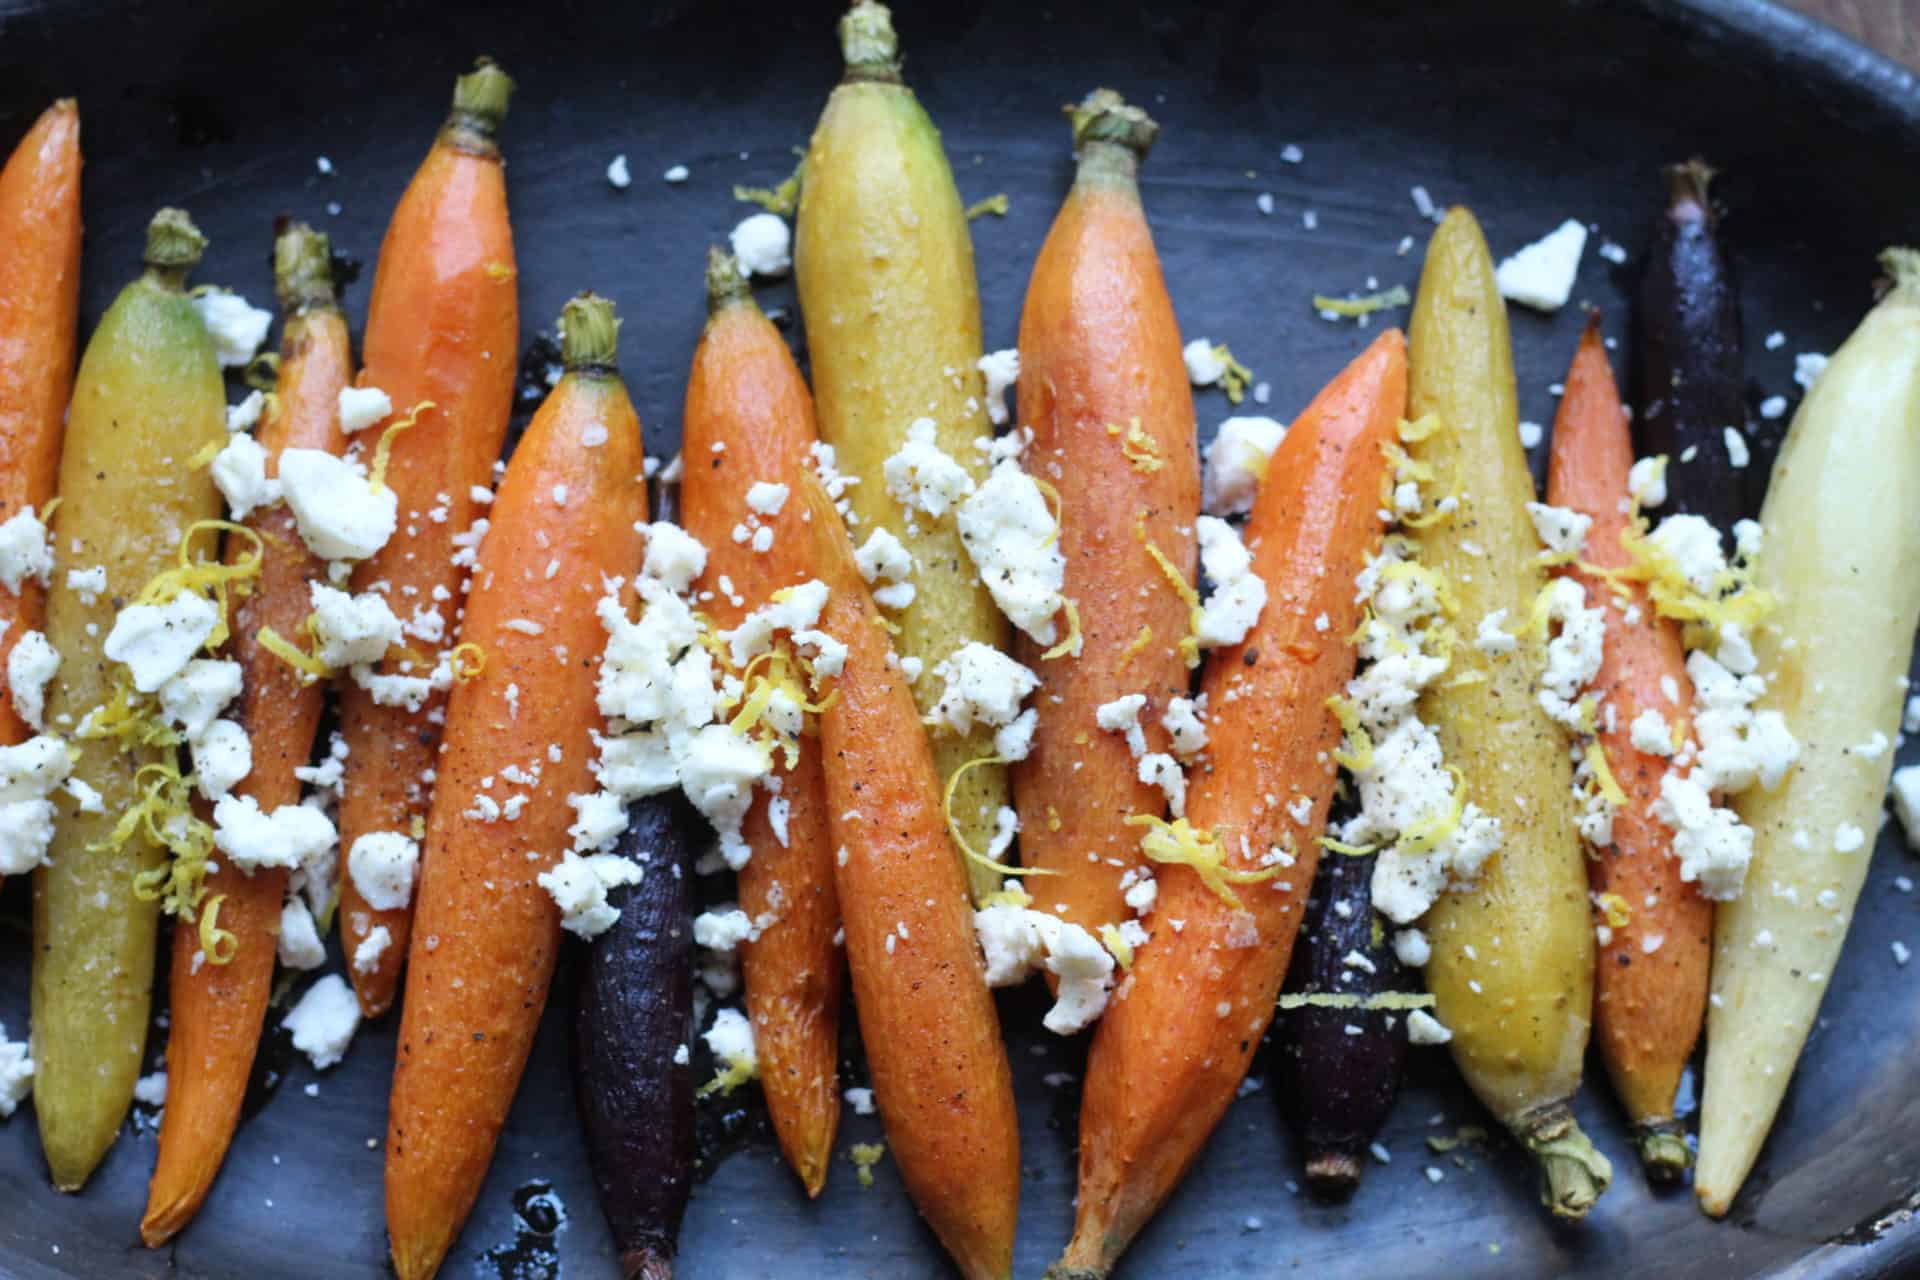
142,225,351,1246
33,209,224,1192
339,59,518,1019
385,298,645,1280
0,100,81,754
1055,330,1405,1280
805,474,1019,1280
574,791,700,1280
681,251,842,1197
1546,318,1706,1180
1013,91,1198,940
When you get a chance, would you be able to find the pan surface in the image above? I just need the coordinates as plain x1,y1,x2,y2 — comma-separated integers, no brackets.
0,0,1917,1275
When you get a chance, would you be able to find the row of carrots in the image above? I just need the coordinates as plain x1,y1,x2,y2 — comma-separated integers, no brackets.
2,2,1918,1278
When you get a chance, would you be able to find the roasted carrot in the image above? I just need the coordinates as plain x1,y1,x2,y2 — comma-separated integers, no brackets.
33,209,225,1191
384,295,645,1280
0,100,81,775
1407,208,1610,1218
803,473,1018,1280
1544,317,1707,1180
1052,330,1405,1279
796,1,1013,902
140,224,350,1244
680,249,842,1196
338,58,518,1018
1011,90,1198,940
1696,251,1920,1217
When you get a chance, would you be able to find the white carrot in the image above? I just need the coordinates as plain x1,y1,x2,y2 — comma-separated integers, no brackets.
1696,249,1920,1217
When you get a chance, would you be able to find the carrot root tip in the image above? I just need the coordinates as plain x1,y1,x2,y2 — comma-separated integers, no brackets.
1302,1150,1361,1200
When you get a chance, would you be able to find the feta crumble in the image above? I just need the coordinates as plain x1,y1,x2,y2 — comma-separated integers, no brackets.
883,419,975,518
956,461,1067,645
1201,416,1285,517
6,630,57,732
973,902,1116,1034
539,850,644,938
279,449,398,562
348,831,419,912
0,508,53,594
977,349,1020,426
282,974,360,1070
1494,219,1588,312
337,386,394,434
191,289,274,368
730,213,792,278
1194,516,1266,648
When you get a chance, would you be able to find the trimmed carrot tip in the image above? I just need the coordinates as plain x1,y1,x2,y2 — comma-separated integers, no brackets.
1303,1151,1361,1200
560,293,620,371
273,221,337,312
143,207,206,272
1067,88,1158,158
704,246,752,316
838,1,900,79
1664,156,1716,220
1523,1103,1612,1220
1636,1121,1693,1183
624,1244,674,1280
451,58,514,133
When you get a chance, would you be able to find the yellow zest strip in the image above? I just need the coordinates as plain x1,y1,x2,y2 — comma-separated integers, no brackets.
1100,923,1136,969
849,1142,887,1189
1106,418,1163,473
1397,413,1444,443
1118,624,1153,666
1394,767,1467,859
368,400,436,493
484,260,516,282
734,157,804,215
445,640,486,681
119,762,218,922
1326,695,1374,772
1032,475,1065,550
1312,285,1412,319
188,437,225,470
1583,741,1629,808
964,193,1010,220
1125,814,1277,910
1136,521,1201,669
697,1056,757,1099
1276,990,1436,1011
1596,892,1632,929
199,894,239,965
943,754,1059,880
243,351,281,392
258,626,332,682
1041,597,1083,661
1212,344,1254,405
1317,836,1378,857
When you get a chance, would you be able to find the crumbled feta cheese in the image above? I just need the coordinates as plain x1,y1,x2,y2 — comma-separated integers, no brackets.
1794,352,1828,390
1685,650,1799,793
0,508,51,595
606,154,631,189
993,708,1039,763
104,592,221,692
0,736,71,875
1759,395,1788,421
977,349,1020,426
1096,693,1150,757
277,896,327,970
337,386,393,434
854,528,916,611
1407,1009,1453,1045
65,565,106,605
63,776,102,813
1164,696,1208,759
1517,420,1544,450
744,482,789,517
1183,338,1226,386
279,449,398,562
348,831,419,912
1628,455,1668,508
1724,427,1750,469
133,1070,167,1109
663,163,689,184
190,717,252,799
729,212,791,278
1630,709,1675,757
957,461,1066,645
566,789,627,855
1652,769,1752,900
929,643,1039,735
211,793,336,873
1834,822,1867,854
539,850,644,938
1526,502,1591,558
884,419,975,518
694,906,755,952
1201,416,1285,517
1473,609,1517,657
309,584,403,668
352,925,391,974
6,630,57,732
191,289,274,368
972,903,1115,1034
638,522,708,594
282,974,360,1070
845,1086,875,1115
211,431,282,519
0,1021,29,1116
226,389,265,433
1495,219,1587,311
1392,928,1430,967
704,1006,757,1076
1891,767,1920,851
1137,751,1187,817
1535,578,1605,729
1194,516,1266,648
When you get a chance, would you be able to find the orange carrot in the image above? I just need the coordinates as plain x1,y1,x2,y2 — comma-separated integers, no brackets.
680,250,843,1196
804,474,1019,1280
1051,330,1406,1280
0,100,81,764
140,223,350,1245
384,295,645,1280
338,59,518,1018
1011,90,1198,940
1544,317,1707,1179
